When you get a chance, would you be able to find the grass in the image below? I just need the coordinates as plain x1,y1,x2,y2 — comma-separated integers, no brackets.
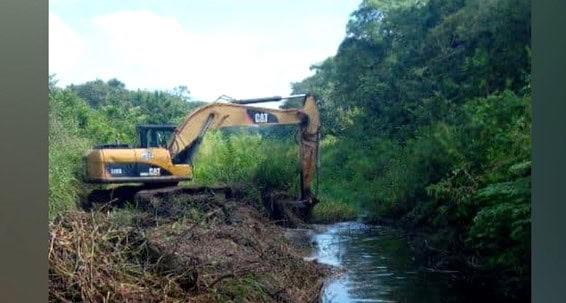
214,274,271,303
193,130,348,226
48,103,92,219
193,130,300,196
311,199,358,223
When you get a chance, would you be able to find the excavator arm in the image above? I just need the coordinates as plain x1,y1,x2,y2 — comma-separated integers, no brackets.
168,94,320,202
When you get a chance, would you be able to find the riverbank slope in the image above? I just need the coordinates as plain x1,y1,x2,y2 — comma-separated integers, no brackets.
49,191,329,302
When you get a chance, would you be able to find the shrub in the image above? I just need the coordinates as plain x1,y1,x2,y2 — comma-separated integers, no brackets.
312,200,358,223
193,129,300,196
49,91,92,219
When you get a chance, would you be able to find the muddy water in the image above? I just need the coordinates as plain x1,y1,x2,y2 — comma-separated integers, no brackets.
311,222,479,303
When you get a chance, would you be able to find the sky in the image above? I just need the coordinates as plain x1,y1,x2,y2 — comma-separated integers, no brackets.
49,0,361,102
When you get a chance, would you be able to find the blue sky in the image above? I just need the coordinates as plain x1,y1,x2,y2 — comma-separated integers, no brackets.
49,0,361,101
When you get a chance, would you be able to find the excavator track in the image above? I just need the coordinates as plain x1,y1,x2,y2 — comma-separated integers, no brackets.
83,183,316,226
83,184,234,211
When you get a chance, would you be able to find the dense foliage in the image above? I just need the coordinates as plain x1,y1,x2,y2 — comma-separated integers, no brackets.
193,129,301,193
290,0,530,297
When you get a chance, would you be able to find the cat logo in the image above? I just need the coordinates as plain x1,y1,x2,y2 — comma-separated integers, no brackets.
254,112,269,123
141,167,161,177
247,109,278,124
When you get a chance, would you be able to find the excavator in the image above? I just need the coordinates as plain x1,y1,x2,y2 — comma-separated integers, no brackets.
83,94,320,213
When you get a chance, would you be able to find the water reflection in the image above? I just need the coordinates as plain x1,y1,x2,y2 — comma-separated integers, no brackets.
312,222,477,303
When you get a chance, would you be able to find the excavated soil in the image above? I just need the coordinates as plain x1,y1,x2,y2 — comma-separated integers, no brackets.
49,190,329,302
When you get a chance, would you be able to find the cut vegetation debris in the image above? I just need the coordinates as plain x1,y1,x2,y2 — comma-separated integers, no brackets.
49,192,329,303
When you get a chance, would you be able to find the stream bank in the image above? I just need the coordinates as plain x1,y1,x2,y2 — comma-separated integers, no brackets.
49,190,330,302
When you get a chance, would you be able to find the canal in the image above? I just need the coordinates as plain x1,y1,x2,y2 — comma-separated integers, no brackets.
311,222,487,303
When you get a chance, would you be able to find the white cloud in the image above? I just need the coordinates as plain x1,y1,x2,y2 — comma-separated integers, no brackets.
49,13,86,83
49,10,342,101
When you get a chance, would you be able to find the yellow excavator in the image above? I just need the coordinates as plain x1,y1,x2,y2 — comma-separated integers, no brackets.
84,94,320,208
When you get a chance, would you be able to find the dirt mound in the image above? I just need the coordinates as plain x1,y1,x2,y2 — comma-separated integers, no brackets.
49,192,329,302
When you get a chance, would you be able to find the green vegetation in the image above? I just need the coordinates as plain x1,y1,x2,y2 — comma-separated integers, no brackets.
289,0,531,297
48,89,91,216
312,200,358,223
193,130,300,195
214,274,271,303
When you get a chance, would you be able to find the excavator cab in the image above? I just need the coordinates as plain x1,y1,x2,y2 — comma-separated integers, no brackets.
137,125,176,148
